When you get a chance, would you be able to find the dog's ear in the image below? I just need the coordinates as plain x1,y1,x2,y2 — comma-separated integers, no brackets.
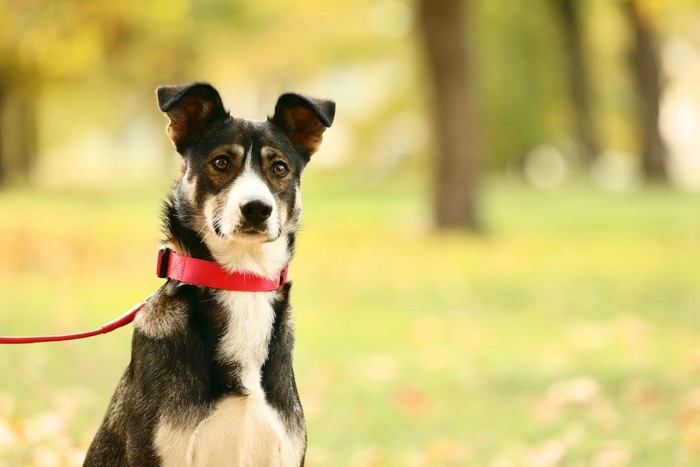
157,82,228,152
270,93,335,157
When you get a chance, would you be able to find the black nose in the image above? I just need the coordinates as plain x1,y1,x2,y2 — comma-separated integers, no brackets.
240,200,273,224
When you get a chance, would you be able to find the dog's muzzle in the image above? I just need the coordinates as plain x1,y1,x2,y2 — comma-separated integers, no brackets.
233,198,277,239
240,199,272,226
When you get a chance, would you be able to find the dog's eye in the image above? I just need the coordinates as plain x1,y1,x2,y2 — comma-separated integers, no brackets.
271,161,289,177
212,156,230,171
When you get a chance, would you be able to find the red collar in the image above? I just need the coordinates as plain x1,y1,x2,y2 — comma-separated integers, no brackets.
157,247,288,292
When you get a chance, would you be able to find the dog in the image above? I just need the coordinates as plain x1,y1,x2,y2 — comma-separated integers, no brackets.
83,82,335,466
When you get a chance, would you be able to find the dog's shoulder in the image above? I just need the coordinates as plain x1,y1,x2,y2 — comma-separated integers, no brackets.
133,281,198,339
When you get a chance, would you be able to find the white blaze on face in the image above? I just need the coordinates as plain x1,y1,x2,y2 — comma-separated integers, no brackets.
207,155,281,241
201,149,291,279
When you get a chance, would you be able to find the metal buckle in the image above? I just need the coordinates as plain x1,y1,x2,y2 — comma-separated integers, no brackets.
157,247,171,279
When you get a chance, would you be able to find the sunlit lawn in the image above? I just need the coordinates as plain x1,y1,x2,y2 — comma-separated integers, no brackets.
1,172,699,466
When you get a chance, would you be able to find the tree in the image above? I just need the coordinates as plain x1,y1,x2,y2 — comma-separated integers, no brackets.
0,83,38,185
623,0,668,181
0,0,392,187
418,0,481,232
0,0,200,186
550,0,600,165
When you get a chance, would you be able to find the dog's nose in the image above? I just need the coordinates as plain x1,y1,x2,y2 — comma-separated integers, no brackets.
240,200,273,224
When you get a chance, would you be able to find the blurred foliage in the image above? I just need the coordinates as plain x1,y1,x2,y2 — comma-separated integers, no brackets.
0,0,379,82
473,0,569,166
0,0,699,186
471,0,698,170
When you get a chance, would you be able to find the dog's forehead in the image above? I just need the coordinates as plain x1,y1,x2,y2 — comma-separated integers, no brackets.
202,117,292,153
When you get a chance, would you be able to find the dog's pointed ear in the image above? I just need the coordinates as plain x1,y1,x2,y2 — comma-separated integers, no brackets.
157,82,228,152
270,93,335,157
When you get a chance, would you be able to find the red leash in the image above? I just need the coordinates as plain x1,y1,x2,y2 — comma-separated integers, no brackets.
0,248,288,344
0,301,147,344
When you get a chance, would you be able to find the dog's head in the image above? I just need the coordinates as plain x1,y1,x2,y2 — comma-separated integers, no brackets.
157,82,334,248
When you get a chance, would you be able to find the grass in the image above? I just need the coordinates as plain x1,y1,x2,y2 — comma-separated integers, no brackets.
0,171,699,466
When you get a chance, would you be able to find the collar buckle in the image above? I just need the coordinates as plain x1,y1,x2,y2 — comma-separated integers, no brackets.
156,247,171,279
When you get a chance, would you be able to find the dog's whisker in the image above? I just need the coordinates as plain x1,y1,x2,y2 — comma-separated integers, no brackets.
196,221,219,243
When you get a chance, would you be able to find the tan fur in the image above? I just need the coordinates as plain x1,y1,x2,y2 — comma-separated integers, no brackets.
133,283,189,339
278,106,326,156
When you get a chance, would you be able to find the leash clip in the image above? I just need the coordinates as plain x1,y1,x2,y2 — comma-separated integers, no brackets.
157,247,171,279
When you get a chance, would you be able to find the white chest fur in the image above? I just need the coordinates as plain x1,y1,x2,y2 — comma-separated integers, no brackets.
155,394,303,467
216,290,278,389
155,290,305,466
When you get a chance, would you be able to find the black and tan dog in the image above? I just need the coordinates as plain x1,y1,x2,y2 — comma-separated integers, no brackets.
84,83,334,466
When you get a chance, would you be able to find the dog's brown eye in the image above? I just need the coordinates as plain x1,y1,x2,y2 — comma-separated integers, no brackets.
212,156,230,171
271,161,289,177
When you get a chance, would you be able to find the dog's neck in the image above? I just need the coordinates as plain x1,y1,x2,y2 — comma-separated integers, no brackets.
162,195,294,280
205,235,291,280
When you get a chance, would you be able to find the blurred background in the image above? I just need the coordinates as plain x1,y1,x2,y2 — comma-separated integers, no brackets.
0,0,699,465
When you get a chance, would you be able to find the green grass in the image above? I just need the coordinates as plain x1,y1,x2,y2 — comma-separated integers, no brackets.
1,172,699,466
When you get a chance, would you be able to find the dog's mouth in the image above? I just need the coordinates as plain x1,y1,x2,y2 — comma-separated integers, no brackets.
238,227,268,238
210,213,269,239
217,223,281,243
206,202,283,244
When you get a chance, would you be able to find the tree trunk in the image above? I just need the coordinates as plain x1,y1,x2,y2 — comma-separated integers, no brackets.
0,82,38,186
418,0,480,232
623,0,667,181
550,0,600,165
0,85,5,184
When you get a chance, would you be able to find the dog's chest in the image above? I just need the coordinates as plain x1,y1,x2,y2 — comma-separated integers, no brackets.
215,290,277,387
155,290,304,466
